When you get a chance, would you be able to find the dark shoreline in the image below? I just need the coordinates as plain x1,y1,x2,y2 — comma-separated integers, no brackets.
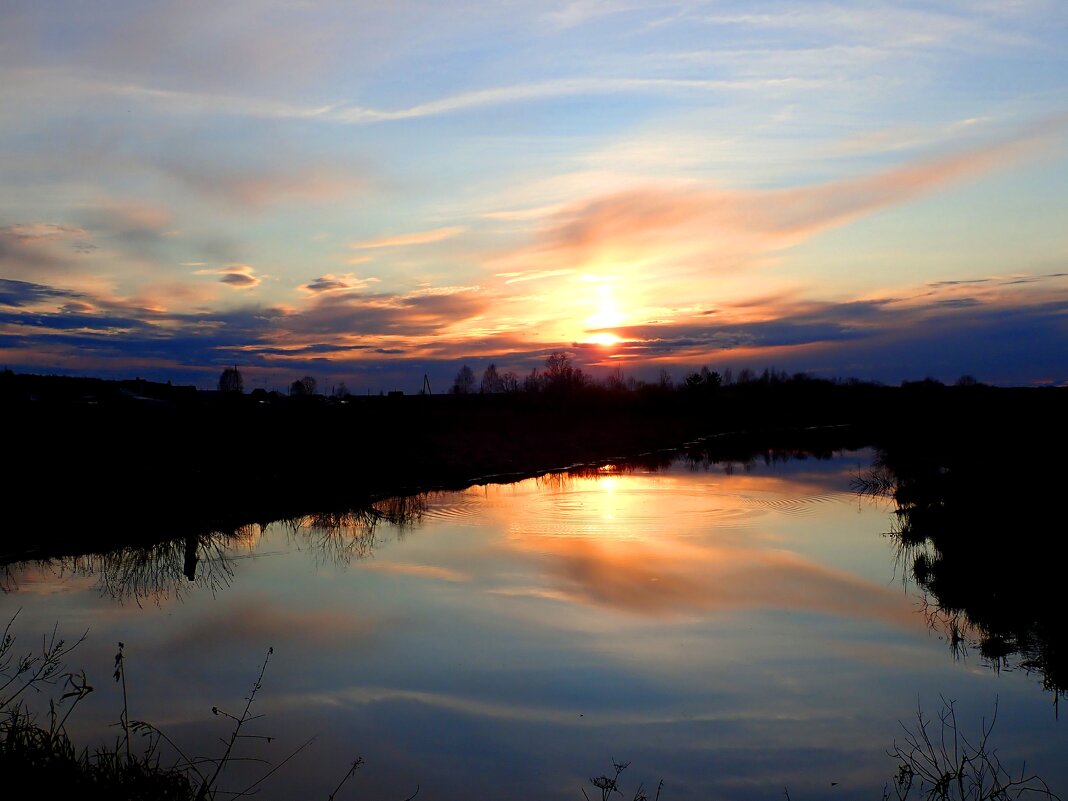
3,370,1067,566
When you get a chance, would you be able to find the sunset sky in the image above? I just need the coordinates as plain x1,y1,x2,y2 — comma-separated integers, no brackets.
2,1,1067,391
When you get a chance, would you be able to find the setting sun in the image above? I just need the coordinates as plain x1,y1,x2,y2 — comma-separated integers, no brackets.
585,284,626,330
584,332,622,347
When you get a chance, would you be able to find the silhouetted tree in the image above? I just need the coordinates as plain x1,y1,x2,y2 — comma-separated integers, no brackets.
333,381,349,398
218,365,243,394
657,368,673,390
523,368,541,393
701,366,722,387
604,367,626,392
544,351,584,392
452,365,475,394
290,376,317,396
480,363,504,394
545,351,571,383
501,370,520,393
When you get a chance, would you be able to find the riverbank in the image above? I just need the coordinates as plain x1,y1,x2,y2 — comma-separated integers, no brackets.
3,373,1067,564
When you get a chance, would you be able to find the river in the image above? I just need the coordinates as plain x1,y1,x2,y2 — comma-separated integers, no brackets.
2,448,1064,800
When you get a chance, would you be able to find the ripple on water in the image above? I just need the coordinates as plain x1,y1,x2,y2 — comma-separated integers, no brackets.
737,491,846,516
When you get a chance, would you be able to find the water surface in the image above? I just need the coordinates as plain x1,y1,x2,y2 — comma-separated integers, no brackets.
3,451,1064,799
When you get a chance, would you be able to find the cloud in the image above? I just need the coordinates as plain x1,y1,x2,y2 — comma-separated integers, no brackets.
79,200,173,239
0,222,92,245
7,68,825,130
545,1,639,29
220,272,258,288
285,286,487,337
195,264,261,289
157,159,366,209
351,226,465,249
701,4,1037,50
0,278,86,308
494,116,1063,281
325,77,827,123
0,223,97,274
301,273,378,294
4,270,1068,388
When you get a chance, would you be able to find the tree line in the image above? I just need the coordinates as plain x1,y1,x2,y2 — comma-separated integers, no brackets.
216,354,987,400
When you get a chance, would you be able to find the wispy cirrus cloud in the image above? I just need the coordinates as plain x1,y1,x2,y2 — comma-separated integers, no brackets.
4,69,826,128
700,3,1039,49
156,159,367,209
492,114,1064,286
351,226,465,249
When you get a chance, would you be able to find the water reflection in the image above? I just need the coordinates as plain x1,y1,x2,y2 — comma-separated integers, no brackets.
856,447,1068,698
2,448,1066,800
484,470,912,625
1,495,428,604
3,536,236,604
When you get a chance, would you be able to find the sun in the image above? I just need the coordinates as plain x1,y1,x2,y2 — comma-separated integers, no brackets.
585,332,623,346
586,285,625,329
581,282,626,346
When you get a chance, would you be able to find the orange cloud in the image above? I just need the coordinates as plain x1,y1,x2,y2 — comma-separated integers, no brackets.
492,116,1062,289
351,226,465,249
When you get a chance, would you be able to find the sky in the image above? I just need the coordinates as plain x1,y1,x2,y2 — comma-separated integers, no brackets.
2,1,1067,392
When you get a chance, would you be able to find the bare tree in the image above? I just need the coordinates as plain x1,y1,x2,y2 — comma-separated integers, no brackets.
501,370,520,393
544,351,584,391
452,365,475,394
480,363,504,394
218,365,243,394
523,368,541,393
603,366,626,392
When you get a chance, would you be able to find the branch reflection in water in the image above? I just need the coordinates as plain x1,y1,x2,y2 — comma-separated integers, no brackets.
854,450,1068,700
1,495,430,605
283,494,428,567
